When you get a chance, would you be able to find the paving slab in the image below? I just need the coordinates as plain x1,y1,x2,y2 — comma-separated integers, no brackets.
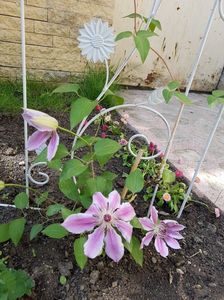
119,89,224,210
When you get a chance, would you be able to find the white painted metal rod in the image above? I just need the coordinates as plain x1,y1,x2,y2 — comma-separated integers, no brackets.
148,0,220,215
20,0,29,196
177,105,224,219
0,203,41,211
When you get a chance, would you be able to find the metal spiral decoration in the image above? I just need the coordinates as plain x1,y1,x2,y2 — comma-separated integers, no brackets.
219,0,224,21
27,162,49,186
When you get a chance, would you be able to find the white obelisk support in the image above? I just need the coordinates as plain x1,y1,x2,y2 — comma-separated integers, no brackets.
20,0,29,196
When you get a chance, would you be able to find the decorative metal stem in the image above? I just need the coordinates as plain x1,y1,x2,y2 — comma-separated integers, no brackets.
177,104,224,218
27,162,49,186
219,0,224,21
147,0,220,216
20,0,29,196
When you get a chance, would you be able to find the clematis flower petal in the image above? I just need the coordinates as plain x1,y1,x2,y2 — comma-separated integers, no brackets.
23,108,58,131
108,190,121,211
163,220,185,232
47,131,59,161
27,130,50,151
164,236,181,249
92,192,107,210
61,213,97,234
167,231,183,240
105,227,124,262
114,220,132,243
139,217,154,231
141,231,154,249
155,236,169,257
115,203,135,221
84,225,105,258
150,206,158,224
86,203,100,215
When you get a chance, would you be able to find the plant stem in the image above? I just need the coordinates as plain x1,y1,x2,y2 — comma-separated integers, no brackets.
151,47,174,80
5,183,36,192
58,126,91,146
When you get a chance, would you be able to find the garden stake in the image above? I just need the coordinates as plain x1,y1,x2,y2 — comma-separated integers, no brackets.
147,0,220,217
121,149,144,200
177,104,224,219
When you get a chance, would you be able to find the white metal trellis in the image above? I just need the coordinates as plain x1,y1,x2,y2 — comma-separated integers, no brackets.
1,0,224,217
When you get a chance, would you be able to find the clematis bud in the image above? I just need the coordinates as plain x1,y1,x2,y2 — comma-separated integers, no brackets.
96,105,103,111
101,132,107,138
101,124,108,131
175,170,183,178
0,181,5,190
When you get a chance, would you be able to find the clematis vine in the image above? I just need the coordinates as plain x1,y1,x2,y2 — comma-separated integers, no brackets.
22,109,59,161
139,206,185,257
62,190,135,262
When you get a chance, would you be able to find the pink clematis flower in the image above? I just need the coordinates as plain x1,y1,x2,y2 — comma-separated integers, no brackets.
119,138,128,146
139,206,185,258
62,190,135,262
22,108,59,161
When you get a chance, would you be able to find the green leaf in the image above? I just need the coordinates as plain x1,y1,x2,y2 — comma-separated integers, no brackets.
9,218,26,246
115,31,133,41
137,30,157,38
30,224,43,241
48,159,62,170
74,237,87,270
0,223,10,243
59,178,80,201
124,13,144,20
162,169,176,184
70,98,97,129
46,204,64,217
52,83,80,94
134,35,150,63
60,159,88,181
162,89,172,103
14,192,29,209
124,236,143,266
125,168,144,194
130,217,142,229
149,18,162,31
174,92,192,105
61,207,79,220
42,224,68,239
36,192,48,206
59,275,67,285
86,176,107,196
94,138,121,166
167,80,180,91
207,95,218,107
212,90,224,98
101,94,125,108
34,144,68,163
73,136,98,151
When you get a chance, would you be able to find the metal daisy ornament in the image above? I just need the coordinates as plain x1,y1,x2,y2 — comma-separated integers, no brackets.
78,19,115,63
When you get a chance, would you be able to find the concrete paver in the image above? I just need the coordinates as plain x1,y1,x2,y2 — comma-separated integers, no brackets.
119,89,224,210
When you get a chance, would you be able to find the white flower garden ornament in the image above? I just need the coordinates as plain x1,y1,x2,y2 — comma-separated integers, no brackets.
78,19,115,63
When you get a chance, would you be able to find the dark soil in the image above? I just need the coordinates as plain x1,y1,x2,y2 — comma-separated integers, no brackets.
0,113,224,300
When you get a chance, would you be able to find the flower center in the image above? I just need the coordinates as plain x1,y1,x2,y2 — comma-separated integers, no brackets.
91,35,104,48
103,214,112,222
154,223,166,238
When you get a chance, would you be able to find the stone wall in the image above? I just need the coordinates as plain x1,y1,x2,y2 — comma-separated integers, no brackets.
0,0,114,81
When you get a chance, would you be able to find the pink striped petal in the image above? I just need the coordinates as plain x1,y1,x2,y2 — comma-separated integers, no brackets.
114,220,132,243
105,228,124,262
164,236,181,249
167,231,183,240
115,203,135,221
150,206,158,224
155,236,169,257
86,203,100,216
141,231,154,249
23,108,47,125
47,131,59,161
108,190,120,211
163,220,185,232
27,130,50,151
84,225,105,258
61,213,97,234
139,217,154,231
92,192,107,210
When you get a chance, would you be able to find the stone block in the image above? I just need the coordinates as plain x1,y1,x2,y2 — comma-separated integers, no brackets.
34,20,70,37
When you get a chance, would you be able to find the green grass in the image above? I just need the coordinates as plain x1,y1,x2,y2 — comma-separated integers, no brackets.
0,65,119,115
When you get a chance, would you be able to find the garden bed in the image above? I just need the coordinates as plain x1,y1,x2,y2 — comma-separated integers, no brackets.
0,113,224,300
